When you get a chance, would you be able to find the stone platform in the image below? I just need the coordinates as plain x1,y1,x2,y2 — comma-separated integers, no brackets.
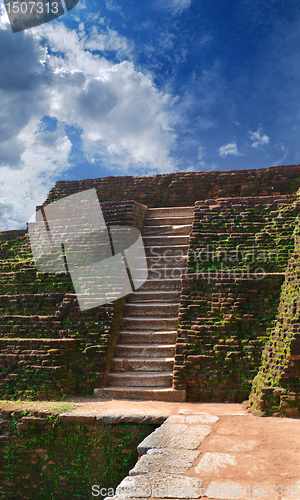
57,400,300,499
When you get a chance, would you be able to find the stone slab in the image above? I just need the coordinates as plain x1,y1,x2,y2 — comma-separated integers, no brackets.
59,410,167,425
107,371,173,386
195,452,237,475
166,414,219,425
114,473,203,498
95,387,186,402
59,413,97,423
137,424,212,455
194,452,266,477
96,411,167,425
129,448,201,475
207,435,257,452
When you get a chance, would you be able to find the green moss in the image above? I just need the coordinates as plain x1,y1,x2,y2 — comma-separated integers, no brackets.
0,414,155,500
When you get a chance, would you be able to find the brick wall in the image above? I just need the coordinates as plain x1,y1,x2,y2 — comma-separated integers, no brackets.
249,227,300,416
2,166,300,404
0,200,147,399
173,274,284,402
173,193,300,402
188,195,298,275
45,165,300,208
0,408,155,500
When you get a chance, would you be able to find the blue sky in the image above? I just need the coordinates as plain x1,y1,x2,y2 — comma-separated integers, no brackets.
0,0,300,229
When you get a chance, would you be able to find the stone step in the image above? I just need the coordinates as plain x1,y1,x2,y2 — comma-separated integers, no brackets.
94,387,186,402
98,205,193,402
124,303,179,317
126,290,180,303
107,371,173,387
142,235,190,246
142,225,191,236
135,279,181,291
146,207,194,218
114,344,175,358
111,357,174,372
121,317,178,331
144,216,194,226
144,245,189,256
136,267,186,280
118,331,178,344
137,255,187,268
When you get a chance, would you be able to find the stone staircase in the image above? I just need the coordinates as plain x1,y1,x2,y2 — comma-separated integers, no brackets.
95,206,194,401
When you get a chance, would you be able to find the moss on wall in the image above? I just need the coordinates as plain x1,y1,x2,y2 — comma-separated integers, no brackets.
173,275,283,402
0,201,147,400
173,194,300,403
0,409,155,500
249,236,300,416
188,196,298,274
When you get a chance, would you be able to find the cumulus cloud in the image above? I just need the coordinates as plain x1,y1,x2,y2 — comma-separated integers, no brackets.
219,143,243,157
0,19,178,229
0,119,71,229
249,125,270,149
84,26,133,60
44,26,177,171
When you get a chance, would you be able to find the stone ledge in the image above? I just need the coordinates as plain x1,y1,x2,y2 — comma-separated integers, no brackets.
59,411,167,426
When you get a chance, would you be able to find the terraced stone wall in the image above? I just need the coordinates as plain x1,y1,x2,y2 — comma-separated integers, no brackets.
249,235,300,417
174,275,284,402
45,165,300,208
0,201,147,400
173,195,300,402
188,195,298,275
0,408,155,500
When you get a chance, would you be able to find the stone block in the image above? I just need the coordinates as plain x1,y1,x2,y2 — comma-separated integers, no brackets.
137,424,211,455
115,473,203,498
129,448,200,476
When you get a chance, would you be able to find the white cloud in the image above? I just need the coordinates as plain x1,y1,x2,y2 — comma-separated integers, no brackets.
249,125,270,149
84,26,133,60
219,143,243,157
272,143,289,166
197,146,204,160
0,3,9,29
164,0,191,15
105,0,124,15
0,21,178,229
0,119,71,230
39,23,178,173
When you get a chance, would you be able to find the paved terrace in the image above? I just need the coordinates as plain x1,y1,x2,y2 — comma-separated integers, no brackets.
57,399,300,499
